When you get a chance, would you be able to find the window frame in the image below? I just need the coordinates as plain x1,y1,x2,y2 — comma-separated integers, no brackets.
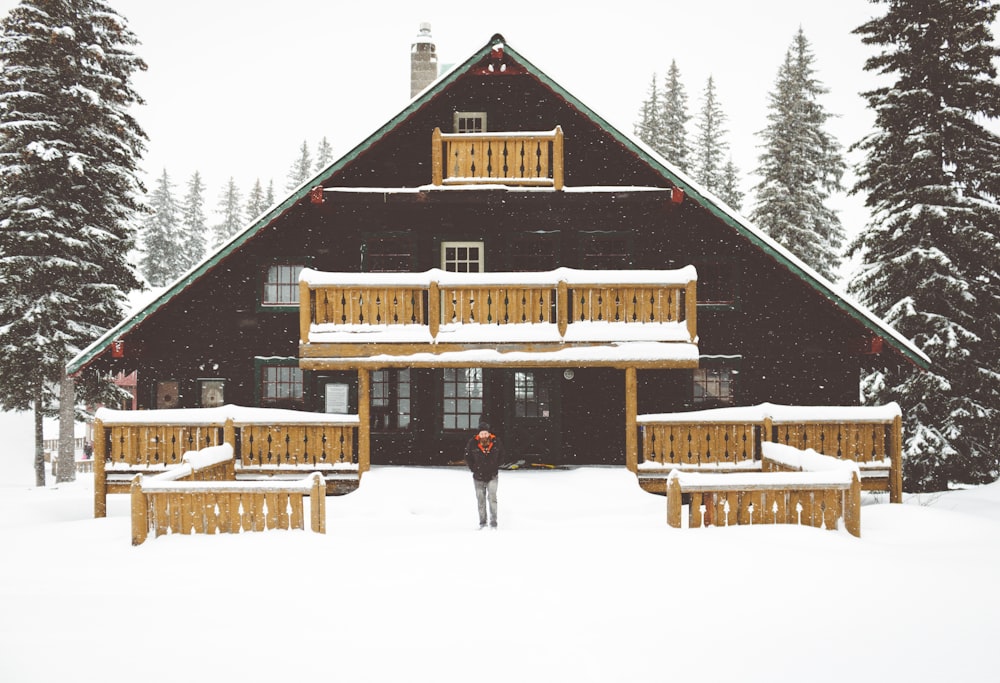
370,368,412,432
255,358,305,408
441,241,485,273
441,367,484,432
453,111,487,133
691,357,741,408
258,262,306,312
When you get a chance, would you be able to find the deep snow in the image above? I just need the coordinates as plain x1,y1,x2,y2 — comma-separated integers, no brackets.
1,409,998,682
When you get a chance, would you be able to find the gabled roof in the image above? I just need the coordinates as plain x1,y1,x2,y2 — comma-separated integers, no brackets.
69,34,929,374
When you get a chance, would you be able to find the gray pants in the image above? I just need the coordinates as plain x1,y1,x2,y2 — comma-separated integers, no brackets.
474,477,498,527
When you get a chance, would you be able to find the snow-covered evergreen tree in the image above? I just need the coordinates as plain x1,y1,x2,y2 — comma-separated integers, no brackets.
633,74,664,154
751,28,846,282
179,170,207,270
139,169,182,287
211,177,242,248
245,177,267,220
718,157,744,212
315,136,333,172
660,60,691,172
691,76,730,197
850,0,1000,490
265,179,276,208
286,140,312,190
0,0,146,485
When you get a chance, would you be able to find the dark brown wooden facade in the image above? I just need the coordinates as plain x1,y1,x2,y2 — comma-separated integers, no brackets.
69,35,926,469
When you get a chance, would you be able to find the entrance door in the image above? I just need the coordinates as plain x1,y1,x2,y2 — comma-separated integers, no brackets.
507,370,561,465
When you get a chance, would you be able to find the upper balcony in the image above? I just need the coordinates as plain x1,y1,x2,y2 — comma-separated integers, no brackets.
298,267,698,370
431,127,564,190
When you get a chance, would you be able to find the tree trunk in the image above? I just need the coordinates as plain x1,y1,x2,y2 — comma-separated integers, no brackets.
33,399,46,487
57,370,76,483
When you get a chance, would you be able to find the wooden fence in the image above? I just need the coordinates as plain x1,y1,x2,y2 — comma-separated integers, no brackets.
93,407,361,518
431,127,564,189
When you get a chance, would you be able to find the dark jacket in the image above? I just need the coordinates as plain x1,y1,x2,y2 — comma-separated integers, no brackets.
465,432,504,482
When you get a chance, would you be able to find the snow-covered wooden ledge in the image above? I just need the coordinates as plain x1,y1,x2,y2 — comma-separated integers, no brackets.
298,267,698,366
634,402,903,503
93,406,362,518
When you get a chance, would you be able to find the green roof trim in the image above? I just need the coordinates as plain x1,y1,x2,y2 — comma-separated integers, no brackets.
69,34,928,374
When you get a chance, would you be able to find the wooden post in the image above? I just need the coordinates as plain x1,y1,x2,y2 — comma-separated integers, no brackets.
552,126,564,190
845,472,862,537
667,474,682,528
223,419,236,480
358,368,371,474
130,474,148,546
431,128,443,185
428,280,440,340
556,280,568,338
93,418,107,518
889,414,903,504
625,366,638,473
311,473,326,534
685,279,697,343
299,280,311,344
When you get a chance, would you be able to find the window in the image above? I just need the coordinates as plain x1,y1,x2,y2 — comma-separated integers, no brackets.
514,371,550,418
198,379,225,408
262,264,303,306
262,365,304,405
454,111,487,133
442,368,483,430
693,368,736,407
364,236,415,272
441,241,484,272
579,232,630,269
371,369,411,431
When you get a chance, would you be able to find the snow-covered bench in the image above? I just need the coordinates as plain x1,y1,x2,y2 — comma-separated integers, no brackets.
666,444,862,537
129,443,326,545
93,405,362,517
636,403,902,502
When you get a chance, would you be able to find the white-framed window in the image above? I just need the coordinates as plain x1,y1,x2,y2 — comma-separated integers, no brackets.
262,264,303,306
454,111,487,133
441,241,484,273
442,368,483,430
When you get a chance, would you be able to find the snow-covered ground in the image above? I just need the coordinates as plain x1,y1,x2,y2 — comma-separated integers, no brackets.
1,409,998,682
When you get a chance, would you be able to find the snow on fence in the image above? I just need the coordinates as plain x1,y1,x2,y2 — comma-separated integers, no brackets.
635,402,902,503
93,406,361,518
667,444,862,537
129,444,326,545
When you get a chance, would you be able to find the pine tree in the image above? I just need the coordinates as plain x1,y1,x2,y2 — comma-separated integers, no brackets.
0,0,146,485
179,170,207,270
139,169,183,287
718,157,744,212
286,140,312,190
660,60,691,172
265,179,276,208
633,74,664,154
849,0,1000,490
211,177,243,248
691,76,730,197
751,28,846,282
245,177,267,219
315,136,333,172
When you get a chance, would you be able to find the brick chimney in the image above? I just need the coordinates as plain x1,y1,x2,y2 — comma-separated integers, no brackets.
410,22,438,98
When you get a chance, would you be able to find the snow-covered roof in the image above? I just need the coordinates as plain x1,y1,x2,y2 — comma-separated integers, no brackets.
68,33,929,374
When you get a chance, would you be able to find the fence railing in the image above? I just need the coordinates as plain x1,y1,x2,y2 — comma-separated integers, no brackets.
300,267,698,346
635,403,903,502
431,127,564,189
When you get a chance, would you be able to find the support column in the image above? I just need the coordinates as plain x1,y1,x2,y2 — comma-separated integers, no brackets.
625,366,638,473
358,368,371,474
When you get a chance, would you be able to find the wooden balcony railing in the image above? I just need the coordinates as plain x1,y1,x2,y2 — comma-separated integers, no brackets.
300,267,697,348
431,127,564,189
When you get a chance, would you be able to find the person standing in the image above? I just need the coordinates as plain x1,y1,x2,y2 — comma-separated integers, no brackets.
465,420,503,529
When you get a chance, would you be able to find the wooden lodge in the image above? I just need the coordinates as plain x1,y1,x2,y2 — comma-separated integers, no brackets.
68,34,928,491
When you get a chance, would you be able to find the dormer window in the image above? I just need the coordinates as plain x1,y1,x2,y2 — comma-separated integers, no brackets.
454,111,487,133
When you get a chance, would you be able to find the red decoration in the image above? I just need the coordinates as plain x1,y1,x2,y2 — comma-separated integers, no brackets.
671,187,685,205
111,339,125,358
856,335,884,355
309,186,325,204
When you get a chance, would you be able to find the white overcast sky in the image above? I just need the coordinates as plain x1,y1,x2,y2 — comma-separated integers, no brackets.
2,0,998,247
